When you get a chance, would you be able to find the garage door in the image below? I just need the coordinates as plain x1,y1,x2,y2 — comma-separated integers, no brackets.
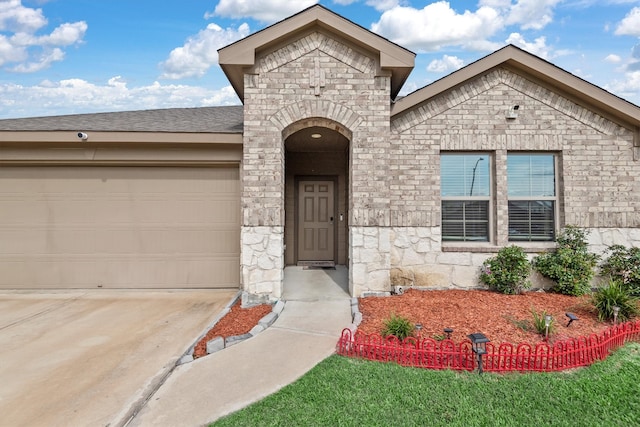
0,166,240,289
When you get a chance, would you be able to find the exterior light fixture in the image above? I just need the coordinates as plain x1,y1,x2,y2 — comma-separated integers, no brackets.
444,328,454,340
544,314,552,341
415,323,423,334
468,332,490,374
613,306,620,325
311,133,322,139
565,312,578,327
506,104,519,119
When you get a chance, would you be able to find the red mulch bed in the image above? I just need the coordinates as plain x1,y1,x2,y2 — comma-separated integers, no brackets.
192,288,636,359
192,301,272,359
357,288,614,345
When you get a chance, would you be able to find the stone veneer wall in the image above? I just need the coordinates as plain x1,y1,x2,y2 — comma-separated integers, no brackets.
388,227,640,291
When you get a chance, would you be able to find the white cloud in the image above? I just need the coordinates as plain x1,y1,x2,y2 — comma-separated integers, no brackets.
332,0,358,5
605,53,622,63
0,77,241,119
605,70,640,102
213,0,317,23
427,54,464,72
160,23,250,80
506,33,552,59
365,0,402,12
0,0,86,73
370,2,503,52
10,47,63,72
478,0,511,7
505,0,561,30
615,7,640,37
39,21,87,46
0,0,47,33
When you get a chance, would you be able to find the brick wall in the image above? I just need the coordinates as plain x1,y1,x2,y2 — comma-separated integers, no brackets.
387,68,639,289
241,30,393,298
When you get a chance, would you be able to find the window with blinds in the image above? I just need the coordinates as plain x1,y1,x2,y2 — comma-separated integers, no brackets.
441,154,490,242
507,154,556,241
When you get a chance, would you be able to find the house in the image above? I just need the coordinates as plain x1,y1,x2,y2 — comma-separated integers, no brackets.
1,5,639,303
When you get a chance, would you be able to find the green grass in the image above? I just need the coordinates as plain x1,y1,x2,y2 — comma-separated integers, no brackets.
211,343,640,427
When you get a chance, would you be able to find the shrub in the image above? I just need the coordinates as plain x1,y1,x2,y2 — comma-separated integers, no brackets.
479,245,531,295
381,313,414,340
531,308,555,337
600,245,640,296
591,280,639,322
533,226,599,296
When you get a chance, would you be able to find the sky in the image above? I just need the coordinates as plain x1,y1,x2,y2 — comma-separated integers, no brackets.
1,0,640,119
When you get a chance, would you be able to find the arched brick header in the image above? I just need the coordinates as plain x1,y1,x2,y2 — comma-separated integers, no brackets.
270,99,363,134
282,117,353,142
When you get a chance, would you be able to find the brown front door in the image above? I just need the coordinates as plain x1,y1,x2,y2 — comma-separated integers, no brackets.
298,180,335,261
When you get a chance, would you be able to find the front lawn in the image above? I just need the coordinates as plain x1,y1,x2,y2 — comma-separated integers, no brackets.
212,343,640,426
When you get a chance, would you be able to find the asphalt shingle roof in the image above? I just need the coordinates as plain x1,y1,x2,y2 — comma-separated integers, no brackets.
0,106,244,133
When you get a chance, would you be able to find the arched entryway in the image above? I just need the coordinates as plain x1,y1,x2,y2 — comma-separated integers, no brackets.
283,120,350,267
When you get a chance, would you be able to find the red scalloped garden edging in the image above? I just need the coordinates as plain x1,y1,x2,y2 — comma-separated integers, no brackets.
336,320,640,373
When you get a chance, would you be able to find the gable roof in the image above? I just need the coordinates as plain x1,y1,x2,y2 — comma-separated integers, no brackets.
0,106,243,133
218,4,415,101
392,45,640,130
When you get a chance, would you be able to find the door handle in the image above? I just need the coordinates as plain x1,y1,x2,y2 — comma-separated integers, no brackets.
330,216,334,224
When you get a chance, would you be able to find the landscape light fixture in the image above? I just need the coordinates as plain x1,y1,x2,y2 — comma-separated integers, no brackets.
444,328,454,340
613,306,620,325
415,323,423,334
565,312,578,327
544,314,552,341
468,332,490,374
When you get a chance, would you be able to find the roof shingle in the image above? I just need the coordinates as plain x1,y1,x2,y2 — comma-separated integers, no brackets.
0,106,244,133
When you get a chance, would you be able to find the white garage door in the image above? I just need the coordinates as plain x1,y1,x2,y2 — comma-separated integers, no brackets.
0,166,240,289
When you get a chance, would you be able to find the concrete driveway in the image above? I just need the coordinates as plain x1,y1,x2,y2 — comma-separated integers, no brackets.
0,289,236,427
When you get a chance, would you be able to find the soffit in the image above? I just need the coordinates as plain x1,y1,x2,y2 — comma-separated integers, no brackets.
285,126,349,152
218,4,415,101
391,45,640,130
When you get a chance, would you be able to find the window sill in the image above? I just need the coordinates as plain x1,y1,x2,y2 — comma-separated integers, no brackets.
442,242,557,253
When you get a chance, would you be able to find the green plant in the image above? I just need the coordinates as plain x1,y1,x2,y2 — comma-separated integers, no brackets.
591,280,639,322
533,226,599,296
600,245,640,296
504,315,531,332
479,245,531,294
381,313,414,340
530,308,555,337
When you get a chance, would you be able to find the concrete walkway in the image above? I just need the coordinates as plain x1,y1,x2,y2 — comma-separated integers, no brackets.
127,266,352,426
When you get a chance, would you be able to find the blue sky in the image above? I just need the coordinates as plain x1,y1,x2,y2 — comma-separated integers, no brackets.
1,0,640,119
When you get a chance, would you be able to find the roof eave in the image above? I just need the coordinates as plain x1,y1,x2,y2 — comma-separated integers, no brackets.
0,131,243,144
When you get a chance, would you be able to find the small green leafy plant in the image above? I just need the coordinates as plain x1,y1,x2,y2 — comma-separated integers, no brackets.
533,226,599,296
531,308,555,337
591,280,639,322
504,315,531,332
479,245,531,295
600,245,640,296
381,313,414,340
